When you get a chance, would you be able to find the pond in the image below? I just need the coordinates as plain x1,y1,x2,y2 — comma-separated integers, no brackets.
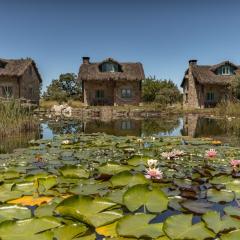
0,131,240,239
1,114,240,154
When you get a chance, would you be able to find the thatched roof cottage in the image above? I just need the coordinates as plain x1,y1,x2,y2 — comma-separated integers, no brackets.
0,58,42,104
78,57,145,106
181,60,240,108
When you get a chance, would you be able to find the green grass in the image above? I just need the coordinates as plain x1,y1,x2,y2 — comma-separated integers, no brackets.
0,100,38,138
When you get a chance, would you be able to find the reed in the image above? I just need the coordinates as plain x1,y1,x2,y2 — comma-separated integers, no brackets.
0,100,38,138
215,101,240,117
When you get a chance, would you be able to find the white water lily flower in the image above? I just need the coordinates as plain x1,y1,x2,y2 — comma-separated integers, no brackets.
147,159,158,168
62,140,70,145
145,167,163,179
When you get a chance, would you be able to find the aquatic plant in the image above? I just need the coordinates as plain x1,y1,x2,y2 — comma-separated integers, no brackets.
0,100,37,138
205,148,217,158
0,134,239,239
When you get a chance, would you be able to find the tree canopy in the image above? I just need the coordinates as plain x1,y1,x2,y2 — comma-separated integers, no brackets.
42,73,82,102
142,76,182,104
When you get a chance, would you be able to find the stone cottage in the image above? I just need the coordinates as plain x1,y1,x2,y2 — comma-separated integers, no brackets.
78,57,145,106
181,60,240,108
0,58,42,104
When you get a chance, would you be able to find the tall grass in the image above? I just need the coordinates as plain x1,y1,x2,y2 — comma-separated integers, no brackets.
216,101,240,117
0,100,38,138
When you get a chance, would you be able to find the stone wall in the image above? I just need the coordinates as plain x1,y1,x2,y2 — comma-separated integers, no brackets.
83,80,141,106
20,64,41,103
0,64,40,104
183,63,201,109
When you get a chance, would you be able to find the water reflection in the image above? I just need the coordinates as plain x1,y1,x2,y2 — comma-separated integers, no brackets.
1,114,240,153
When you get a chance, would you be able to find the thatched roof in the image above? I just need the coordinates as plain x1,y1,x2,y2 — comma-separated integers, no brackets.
78,57,145,81
181,60,240,87
0,58,42,83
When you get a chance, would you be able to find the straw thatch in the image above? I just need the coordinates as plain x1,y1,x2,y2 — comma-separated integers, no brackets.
78,57,145,81
181,61,240,87
0,58,42,83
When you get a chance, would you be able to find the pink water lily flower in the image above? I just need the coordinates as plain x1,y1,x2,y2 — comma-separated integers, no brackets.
145,167,163,179
230,160,240,169
147,159,158,168
205,149,217,158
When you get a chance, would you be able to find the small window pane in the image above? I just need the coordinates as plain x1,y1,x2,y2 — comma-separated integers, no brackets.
121,89,132,98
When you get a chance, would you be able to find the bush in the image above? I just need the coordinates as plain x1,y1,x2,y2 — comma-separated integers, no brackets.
42,73,82,102
142,76,181,104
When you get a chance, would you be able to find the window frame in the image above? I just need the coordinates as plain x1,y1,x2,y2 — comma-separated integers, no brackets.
121,88,132,99
95,89,104,99
206,92,215,102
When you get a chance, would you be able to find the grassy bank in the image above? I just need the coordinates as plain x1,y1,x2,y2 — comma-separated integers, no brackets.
0,101,38,138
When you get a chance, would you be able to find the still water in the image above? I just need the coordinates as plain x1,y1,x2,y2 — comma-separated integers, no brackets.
1,114,240,153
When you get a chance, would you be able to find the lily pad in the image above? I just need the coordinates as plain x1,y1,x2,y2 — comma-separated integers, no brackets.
55,195,122,227
110,171,148,187
117,214,164,238
123,184,168,213
163,214,215,240
59,165,89,179
207,189,235,203
98,162,132,175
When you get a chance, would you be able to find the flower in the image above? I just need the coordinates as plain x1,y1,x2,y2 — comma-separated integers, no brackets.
147,159,158,168
205,149,217,158
145,167,163,179
161,149,185,159
62,140,70,145
230,160,240,169
137,138,143,144
150,136,156,141
212,140,222,146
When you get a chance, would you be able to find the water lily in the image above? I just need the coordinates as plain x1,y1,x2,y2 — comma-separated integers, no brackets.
161,149,185,159
150,136,156,141
230,159,240,169
145,167,163,179
147,159,158,168
205,149,217,158
62,140,70,145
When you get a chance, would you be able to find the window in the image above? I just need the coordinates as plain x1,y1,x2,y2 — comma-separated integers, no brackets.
29,87,34,97
95,90,104,99
121,120,132,130
207,92,214,102
185,93,188,103
2,86,13,98
101,62,119,72
217,65,234,75
121,89,132,98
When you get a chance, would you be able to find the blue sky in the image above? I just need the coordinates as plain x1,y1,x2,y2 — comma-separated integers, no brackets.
1,0,240,90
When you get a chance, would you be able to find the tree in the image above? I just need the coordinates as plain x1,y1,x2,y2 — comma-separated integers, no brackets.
43,73,82,102
142,76,181,104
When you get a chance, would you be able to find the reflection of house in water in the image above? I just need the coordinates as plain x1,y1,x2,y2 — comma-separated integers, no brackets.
84,119,141,136
182,114,225,137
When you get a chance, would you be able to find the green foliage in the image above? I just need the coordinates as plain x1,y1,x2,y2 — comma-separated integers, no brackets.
142,76,182,104
43,73,81,102
230,76,240,100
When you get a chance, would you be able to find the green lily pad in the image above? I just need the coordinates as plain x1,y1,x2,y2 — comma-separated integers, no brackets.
0,216,61,239
123,184,168,213
110,171,148,187
163,214,215,240
203,211,240,234
0,204,31,222
224,206,240,217
55,195,122,227
221,230,240,240
127,155,152,166
207,189,235,203
117,214,164,238
59,165,89,179
98,162,132,175
53,223,88,240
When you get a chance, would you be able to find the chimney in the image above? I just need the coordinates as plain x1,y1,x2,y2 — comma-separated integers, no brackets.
82,57,90,64
189,59,197,66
